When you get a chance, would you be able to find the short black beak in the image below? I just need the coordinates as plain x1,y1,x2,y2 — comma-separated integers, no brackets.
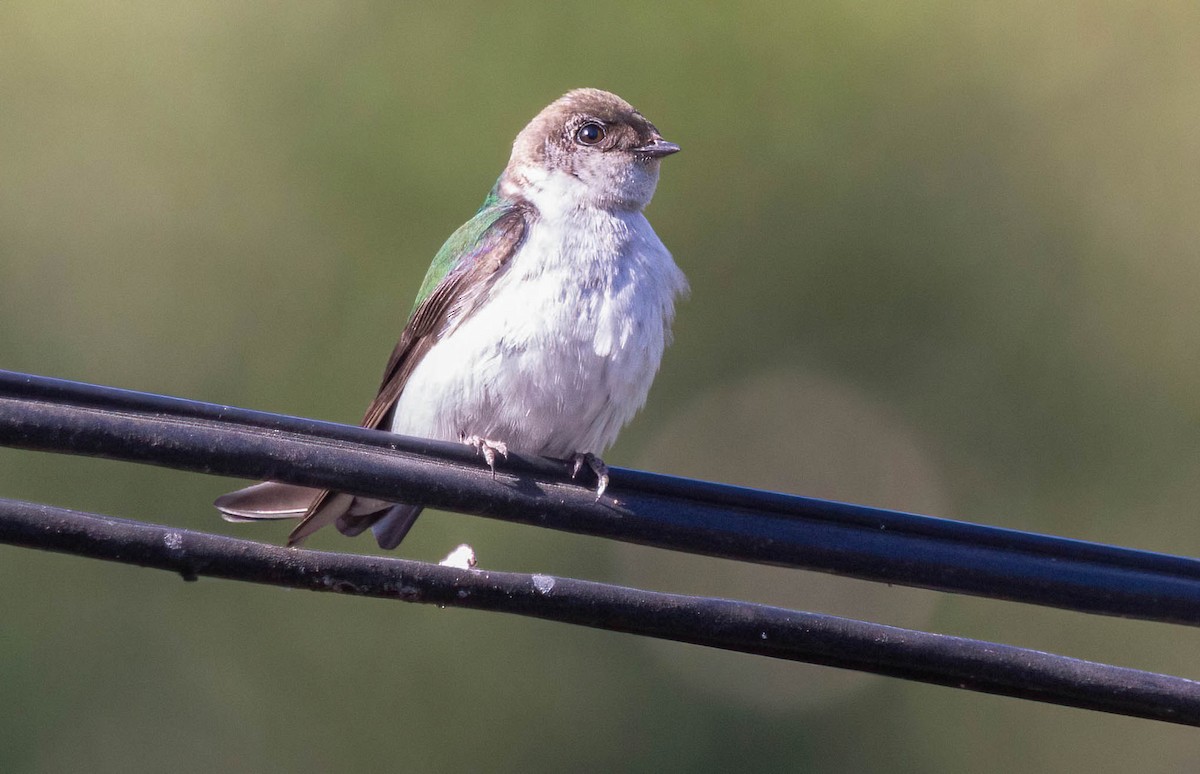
633,137,681,158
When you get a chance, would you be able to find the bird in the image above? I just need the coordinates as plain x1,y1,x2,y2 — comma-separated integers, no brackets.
214,88,689,550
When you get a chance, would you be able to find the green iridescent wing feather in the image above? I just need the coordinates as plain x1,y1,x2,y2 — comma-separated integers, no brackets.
410,183,509,312
362,180,527,430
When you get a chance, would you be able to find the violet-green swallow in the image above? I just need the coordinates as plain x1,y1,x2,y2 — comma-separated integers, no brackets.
214,88,688,549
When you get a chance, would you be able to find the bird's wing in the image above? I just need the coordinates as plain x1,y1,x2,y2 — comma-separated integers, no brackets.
285,195,530,546
360,194,529,431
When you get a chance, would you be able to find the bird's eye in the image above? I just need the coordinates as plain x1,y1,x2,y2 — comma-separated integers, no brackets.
575,122,605,146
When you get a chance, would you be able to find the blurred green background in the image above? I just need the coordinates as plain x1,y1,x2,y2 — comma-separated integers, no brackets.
3,2,1200,771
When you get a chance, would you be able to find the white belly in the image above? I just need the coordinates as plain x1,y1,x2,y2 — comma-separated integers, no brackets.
389,206,687,458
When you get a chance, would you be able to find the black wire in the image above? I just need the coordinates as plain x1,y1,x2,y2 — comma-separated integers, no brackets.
1,369,1200,628
1,497,1198,726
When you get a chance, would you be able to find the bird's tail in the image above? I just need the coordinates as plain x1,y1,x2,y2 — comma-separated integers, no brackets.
214,482,422,549
214,481,318,521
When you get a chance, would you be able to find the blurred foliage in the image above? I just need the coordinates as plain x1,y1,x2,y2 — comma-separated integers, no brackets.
2,2,1200,771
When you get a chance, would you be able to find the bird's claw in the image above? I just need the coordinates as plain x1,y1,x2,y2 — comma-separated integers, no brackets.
570,452,609,501
463,435,508,478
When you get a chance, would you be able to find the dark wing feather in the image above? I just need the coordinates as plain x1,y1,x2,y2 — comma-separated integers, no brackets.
285,205,529,546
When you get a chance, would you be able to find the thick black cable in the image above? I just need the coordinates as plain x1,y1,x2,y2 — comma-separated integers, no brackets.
1,369,1199,627
1,497,1197,726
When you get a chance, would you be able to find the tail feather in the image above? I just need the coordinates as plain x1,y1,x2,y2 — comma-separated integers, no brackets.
216,482,422,549
371,504,424,549
286,490,353,546
335,510,376,537
214,482,320,522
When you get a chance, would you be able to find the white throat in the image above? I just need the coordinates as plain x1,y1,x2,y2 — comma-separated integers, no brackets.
502,160,660,218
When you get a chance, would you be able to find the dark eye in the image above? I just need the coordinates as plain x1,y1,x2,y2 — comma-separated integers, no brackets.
575,122,605,146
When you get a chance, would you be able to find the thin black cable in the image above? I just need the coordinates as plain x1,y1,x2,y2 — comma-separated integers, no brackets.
1,369,1200,626
1,497,1197,726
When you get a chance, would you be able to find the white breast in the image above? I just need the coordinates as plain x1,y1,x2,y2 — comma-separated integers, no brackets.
390,181,688,458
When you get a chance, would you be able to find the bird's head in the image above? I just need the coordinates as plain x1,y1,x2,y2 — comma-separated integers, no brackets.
502,88,679,214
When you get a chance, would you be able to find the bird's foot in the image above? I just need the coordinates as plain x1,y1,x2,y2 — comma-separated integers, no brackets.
570,452,609,501
462,435,509,478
